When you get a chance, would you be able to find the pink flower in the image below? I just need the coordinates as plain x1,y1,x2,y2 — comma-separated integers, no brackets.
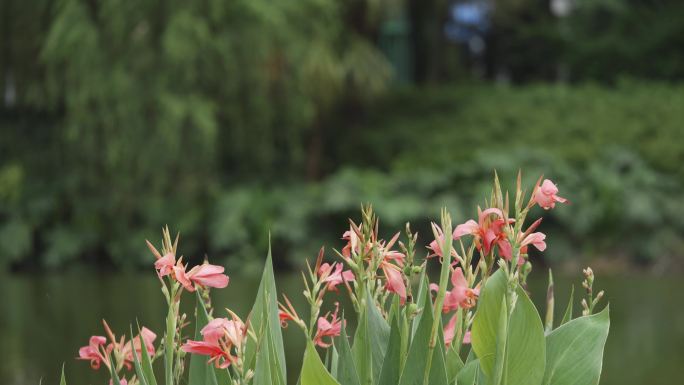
122,327,156,364
463,330,472,344
77,336,107,370
182,313,245,369
430,268,479,313
175,262,229,292
427,222,458,259
154,252,176,277
381,261,407,304
444,314,458,347
110,379,128,385
380,232,406,266
341,225,361,259
182,340,233,369
534,179,568,210
318,263,355,292
314,303,343,348
521,232,547,252
201,318,231,345
453,208,513,260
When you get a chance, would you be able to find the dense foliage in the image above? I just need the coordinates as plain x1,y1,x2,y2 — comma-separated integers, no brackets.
1,0,684,270
2,82,684,270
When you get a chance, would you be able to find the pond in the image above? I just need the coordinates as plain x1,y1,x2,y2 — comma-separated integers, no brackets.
1,271,682,384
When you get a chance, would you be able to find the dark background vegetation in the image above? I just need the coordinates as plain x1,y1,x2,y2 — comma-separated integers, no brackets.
1,0,684,274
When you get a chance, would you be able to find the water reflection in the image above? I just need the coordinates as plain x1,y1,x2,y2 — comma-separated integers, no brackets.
0,272,681,384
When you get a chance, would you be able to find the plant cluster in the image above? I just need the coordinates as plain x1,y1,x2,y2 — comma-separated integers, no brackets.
65,173,609,385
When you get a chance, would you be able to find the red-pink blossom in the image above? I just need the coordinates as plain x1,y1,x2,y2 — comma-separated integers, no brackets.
430,267,479,313
453,208,513,260
381,261,407,304
77,336,107,370
534,179,568,210
154,252,176,277
318,262,355,292
121,327,156,364
175,262,229,292
521,232,547,252
182,314,245,368
314,303,343,348
427,222,458,259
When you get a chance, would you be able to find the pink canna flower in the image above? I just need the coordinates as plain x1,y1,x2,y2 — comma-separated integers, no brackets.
200,318,231,345
175,261,229,292
453,208,513,260
381,261,407,304
463,330,472,344
534,179,568,210
182,340,233,369
444,314,458,347
110,379,128,385
521,232,547,252
182,313,246,369
122,327,156,364
314,303,344,348
427,222,458,259
77,336,108,370
443,315,472,347
318,263,355,292
154,252,176,277
431,267,479,313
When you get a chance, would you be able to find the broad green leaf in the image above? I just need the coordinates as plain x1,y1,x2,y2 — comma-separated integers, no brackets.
456,359,480,385
352,302,372,384
542,306,610,385
353,291,390,384
137,323,158,385
334,317,361,385
60,364,67,385
560,286,574,326
244,245,287,383
130,327,149,385
471,270,545,385
188,292,219,385
378,310,403,385
254,291,287,385
398,281,447,385
301,341,342,385
445,344,465,384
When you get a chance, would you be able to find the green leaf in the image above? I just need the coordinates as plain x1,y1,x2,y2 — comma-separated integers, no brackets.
471,270,546,385
334,316,361,385
352,302,372,384
445,344,465,383
130,327,149,385
188,292,220,385
244,245,287,383
353,291,390,384
60,364,67,385
378,311,403,385
108,355,122,385
301,341,342,385
560,285,574,326
398,281,447,385
456,359,480,385
542,306,610,385
137,323,158,385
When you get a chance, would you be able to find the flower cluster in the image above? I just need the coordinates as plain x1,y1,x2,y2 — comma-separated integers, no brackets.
181,312,248,369
77,320,156,384
71,174,606,385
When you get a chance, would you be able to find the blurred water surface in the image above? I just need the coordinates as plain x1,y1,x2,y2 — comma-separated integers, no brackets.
0,272,682,385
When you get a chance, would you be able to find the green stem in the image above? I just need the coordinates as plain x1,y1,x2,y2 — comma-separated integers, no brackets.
164,289,178,385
